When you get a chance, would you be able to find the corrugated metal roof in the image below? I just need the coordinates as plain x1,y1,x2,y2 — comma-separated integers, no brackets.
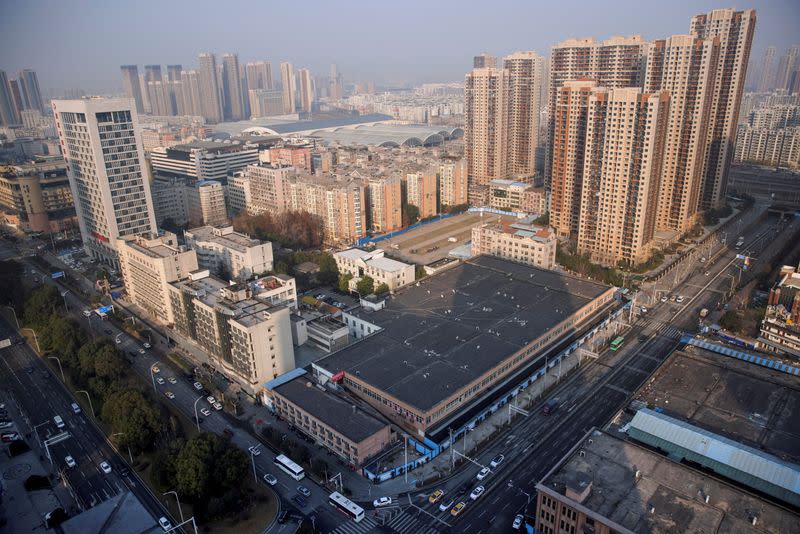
263,367,307,391
629,408,800,496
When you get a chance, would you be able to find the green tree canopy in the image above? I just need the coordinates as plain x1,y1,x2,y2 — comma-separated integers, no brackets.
355,275,374,296
316,252,339,286
173,433,248,501
38,314,88,367
0,260,26,310
100,389,163,453
338,273,353,292
23,285,60,329
403,204,420,226
375,282,390,295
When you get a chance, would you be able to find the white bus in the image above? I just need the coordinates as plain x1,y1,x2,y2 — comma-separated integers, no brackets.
329,491,365,523
274,454,304,480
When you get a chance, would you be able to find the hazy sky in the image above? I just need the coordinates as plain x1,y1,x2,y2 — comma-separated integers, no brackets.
1,0,797,96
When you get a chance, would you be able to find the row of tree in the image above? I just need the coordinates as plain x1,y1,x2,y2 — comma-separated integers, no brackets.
233,210,325,250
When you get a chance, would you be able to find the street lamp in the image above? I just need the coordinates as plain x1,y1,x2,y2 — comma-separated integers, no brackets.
20,328,39,353
193,396,203,432
162,490,185,524
112,432,134,464
249,444,261,484
47,356,64,382
76,390,94,416
4,305,19,329
61,290,70,312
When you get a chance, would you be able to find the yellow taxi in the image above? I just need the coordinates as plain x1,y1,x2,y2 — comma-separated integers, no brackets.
428,489,444,504
451,501,466,517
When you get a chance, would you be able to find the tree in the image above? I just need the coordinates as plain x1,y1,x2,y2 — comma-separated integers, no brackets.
316,252,339,286
78,340,125,381
403,204,420,226
375,283,390,296
39,315,87,367
532,212,550,225
446,204,469,215
338,273,354,292
101,389,163,453
0,260,26,310
173,433,248,503
23,285,60,329
356,275,374,296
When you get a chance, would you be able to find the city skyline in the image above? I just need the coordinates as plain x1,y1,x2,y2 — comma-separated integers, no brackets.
0,0,796,96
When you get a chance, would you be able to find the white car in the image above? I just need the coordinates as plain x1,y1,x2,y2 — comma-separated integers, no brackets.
200,408,211,416
469,486,485,500
248,445,261,456
193,382,203,391
206,395,216,404
213,402,223,411
165,391,175,400
115,338,122,344
676,295,685,303
138,348,146,354
476,467,490,480
263,473,277,486
167,377,177,384
159,517,173,531
490,454,504,468
660,296,668,303
373,497,392,507
512,514,524,530
65,455,76,468
640,306,648,314
156,377,165,385
143,342,151,349
439,498,454,512
100,461,112,474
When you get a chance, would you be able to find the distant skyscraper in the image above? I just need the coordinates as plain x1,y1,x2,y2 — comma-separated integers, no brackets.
197,53,223,122
473,53,497,69
503,51,544,176
52,97,157,265
246,61,273,91
166,65,184,115
464,67,509,197
120,65,145,113
281,62,296,114
329,64,343,100
690,8,756,210
19,69,44,112
181,70,201,116
147,81,170,116
0,70,21,126
144,65,162,83
8,79,26,115
298,68,314,113
166,65,182,82
222,53,245,121
757,46,777,92
776,45,800,92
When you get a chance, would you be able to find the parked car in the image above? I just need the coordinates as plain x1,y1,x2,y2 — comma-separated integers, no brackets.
151,366,160,373
660,295,668,303
143,342,151,349
213,402,223,411
65,455,76,468
0,422,13,430
158,517,173,531
470,486,485,500
490,454,505,468
165,391,175,400
100,461,112,474
676,295,685,303
373,497,392,507
1,432,20,443
167,377,177,384
193,382,203,391
476,467,490,480
206,396,216,404
512,514,524,530
200,408,211,416
138,348,146,354
156,377,165,385
263,473,277,486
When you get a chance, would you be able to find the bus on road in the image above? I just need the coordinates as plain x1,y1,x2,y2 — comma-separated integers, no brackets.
329,491,365,522
274,454,305,480
610,336,625,351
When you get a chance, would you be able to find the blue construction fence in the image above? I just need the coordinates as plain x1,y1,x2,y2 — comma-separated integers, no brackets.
683,335,800,377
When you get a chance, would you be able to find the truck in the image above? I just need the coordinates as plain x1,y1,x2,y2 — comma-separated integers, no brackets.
699,308,710,318
542,398,559,416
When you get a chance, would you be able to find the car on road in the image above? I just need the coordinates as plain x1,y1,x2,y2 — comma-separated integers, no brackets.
213,402,223,411
469,486,485,500
143,342,151,349
297,485,311,497
263,473,277,486
676,295,685,303
65,455,76,468
512,514,524,529
152,366,160,373
138,348,146,354
156,377,165,385
660,295,668,303
428,489,444,504
200,408,211,416
100,461,112,474
248,445,261,456
167,377,177,384
373,497,392,507
193,382,203,391
115,338,122,344
158,517,173,531
206,395,216,404
165,391,175,399
490,454,504,468
476,467,490,480
451,502,466,517
438,499,454,512
292,494,307,508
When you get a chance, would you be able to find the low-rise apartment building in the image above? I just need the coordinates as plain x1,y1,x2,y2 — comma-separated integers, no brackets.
184,224,273,281
116,232,198,324
471,220,556,270
334,248,415,291
250,274,298,310
168,270,295,393
264,374,393,468
488,178,532,212
760,264,800,357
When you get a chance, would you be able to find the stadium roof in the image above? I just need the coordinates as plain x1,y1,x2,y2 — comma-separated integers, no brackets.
211,113,394,137
309,123,464,147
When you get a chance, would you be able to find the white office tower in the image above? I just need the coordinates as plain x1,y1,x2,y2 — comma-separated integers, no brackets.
52,98,157,266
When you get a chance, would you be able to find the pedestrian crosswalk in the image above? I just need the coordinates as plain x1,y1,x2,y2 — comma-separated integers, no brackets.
638,318,682,340
329,509,445,534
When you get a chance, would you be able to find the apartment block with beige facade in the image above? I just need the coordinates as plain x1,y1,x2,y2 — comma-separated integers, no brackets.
488,178,532,212
334,248,415,291
226,172,252,217
287,174,366,245
184,224,273,281
577,88,670,267
245,163,293,215
265,374,393,468
465,67,509,193
437,157,468,208
168,270,295,393
186,179,228,227
504,51,544,176
471,220,556,270
405,170,437,219
116,231,198,324
366,176,402,233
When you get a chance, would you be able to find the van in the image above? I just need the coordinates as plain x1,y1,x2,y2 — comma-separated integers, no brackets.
71,403,81,414
53,415,65,429
542,398,559,416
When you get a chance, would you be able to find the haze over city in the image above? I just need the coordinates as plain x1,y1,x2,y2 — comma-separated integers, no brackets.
0,0,798,94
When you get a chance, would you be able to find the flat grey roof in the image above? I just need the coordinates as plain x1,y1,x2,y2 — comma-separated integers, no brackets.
60,491,158,534
316,255,611,412
273,377,388,443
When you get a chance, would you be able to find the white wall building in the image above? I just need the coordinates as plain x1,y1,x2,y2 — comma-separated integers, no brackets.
184,224,273,280
334,248,415,291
